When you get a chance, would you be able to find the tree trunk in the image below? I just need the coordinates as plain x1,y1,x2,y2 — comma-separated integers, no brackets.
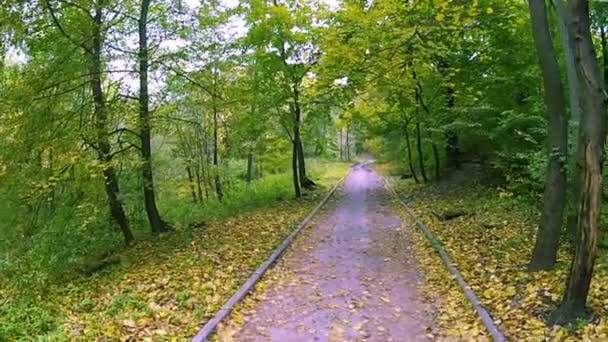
346,125,351,161
416,123,428,183
257,160,263,178
443,69,460,169
246,152,254,183
89,4,133,246
292,142,301,198
413,75,440,181
527,0,569,271
186,166,197,202
292,89,315,189
551,0,583,239
404,122,419,183
551,0,582,122
554,0,607,322
199,164,208,200
294,126,314,188
601,26,608,85
139,0,167,234
432,143,440,179
213,105,224,202
339,129,343,160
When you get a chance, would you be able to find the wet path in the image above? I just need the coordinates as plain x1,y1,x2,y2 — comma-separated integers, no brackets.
222,164,436,341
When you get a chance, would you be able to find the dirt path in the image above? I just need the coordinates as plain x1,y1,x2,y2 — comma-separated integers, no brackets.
222,163,436,341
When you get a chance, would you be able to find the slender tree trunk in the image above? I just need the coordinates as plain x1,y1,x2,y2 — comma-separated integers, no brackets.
416,123,428,182
292,90,315,189
413,76,440,181
197,163,207,200
186,166,197,202
432,143,440,179
139,0,167,234
527,0,569,271
246,152,254,183
551,0,583,238
601,26,608,85
213,105,224,202
445,129,460,169
294,126,313,187
441,66,460,169
339,129,343,160
257,160,262,178
346,125,351,161
292,141,301,198
0,38,4,75
404,122,419,183
89,4,133,246
552,0,582,122
554,0,607,322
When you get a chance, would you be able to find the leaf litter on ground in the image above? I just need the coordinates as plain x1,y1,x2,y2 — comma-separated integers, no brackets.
0,163,350,340
388,167,608,341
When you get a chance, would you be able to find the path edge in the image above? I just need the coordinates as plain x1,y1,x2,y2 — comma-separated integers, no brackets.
382,176,507,342
191,170,349,342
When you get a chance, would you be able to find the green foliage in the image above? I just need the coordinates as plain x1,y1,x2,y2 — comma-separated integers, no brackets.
0,161,348,340
1,0,606,338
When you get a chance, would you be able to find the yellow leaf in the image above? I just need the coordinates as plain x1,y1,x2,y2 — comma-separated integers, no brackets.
486,7,494,14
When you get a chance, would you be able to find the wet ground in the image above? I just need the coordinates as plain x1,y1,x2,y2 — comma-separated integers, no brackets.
222,163,436,341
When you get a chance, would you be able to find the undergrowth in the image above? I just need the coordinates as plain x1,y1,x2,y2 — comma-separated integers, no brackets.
387,165,608,341
0,161,350,340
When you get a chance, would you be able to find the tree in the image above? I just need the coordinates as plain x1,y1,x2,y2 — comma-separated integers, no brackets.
44,0,134,245
553,0,607,322
526,0,568,271
139,0,168,234
243,0,320,196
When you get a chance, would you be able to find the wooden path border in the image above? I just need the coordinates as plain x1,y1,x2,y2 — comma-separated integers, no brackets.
192,171,349,342
382,176,507,342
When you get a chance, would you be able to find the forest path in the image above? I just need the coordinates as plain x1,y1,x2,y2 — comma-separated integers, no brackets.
222,163,435,342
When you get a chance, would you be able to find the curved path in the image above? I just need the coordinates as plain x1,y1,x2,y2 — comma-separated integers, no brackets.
222,163,436,341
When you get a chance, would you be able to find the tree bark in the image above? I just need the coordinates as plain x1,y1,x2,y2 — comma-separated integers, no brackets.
246,152,254,183
186,166,197,202
346,125,351,161
404,122,419,183
292,141,301,198
442,67,460,169
416,123,428,183
554,0,607,322
432,143,440,180
552,0,582,122
212,102,224,202
413,76,440,181
139,0,167,234
551,0,584,239
339,129,343,160
527,0,569,271
292,88,315,189
88,3,133,246
601,26,608,85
